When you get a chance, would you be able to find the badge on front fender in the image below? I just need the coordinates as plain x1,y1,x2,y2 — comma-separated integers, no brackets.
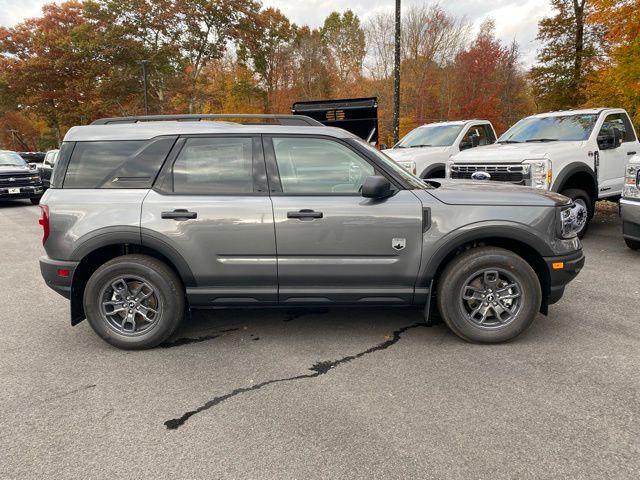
392,238,406,251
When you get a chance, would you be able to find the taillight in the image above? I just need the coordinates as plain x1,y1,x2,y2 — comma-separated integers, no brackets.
39,205,50,245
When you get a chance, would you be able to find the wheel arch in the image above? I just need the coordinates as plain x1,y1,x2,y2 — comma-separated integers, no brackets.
552,163,598,200
421,226,552,314
69,232,195,326
420,163,446,179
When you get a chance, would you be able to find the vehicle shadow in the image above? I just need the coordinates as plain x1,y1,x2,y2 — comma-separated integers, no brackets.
0,199,35,209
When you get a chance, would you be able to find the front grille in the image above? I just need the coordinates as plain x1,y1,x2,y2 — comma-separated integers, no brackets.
450,164,527,184
0,173,38,187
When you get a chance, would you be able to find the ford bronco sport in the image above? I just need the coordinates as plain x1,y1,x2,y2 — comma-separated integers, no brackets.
39,114,585,349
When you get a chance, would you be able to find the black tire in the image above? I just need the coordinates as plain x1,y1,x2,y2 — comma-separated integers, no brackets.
436,247,542,343
560,188,592,238
30,196,41,205
83,254,185,349
625,238,640,250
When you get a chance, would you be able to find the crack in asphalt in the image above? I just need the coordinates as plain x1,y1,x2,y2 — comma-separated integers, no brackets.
164,322,427,430
161,328,241,348
45,384,96,402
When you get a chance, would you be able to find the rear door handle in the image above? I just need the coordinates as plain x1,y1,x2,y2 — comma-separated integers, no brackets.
161,209,197,220
287,209,323,220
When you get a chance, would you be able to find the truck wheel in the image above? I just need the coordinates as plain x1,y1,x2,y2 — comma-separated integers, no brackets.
560,188,592,238
436,247,541,343
625,238,640,250
83,254,184,350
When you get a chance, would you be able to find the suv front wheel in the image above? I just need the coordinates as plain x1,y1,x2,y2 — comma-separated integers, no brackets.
83,254,185,349
437,247,541,343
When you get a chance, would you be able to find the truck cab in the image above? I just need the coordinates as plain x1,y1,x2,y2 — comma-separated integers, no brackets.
449,108,640,237
383,120,496,179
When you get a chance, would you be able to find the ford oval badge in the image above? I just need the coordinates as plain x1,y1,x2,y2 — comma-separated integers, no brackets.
471,171,491,181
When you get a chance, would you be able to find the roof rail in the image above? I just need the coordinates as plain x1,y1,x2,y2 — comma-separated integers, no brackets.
91,114,324,127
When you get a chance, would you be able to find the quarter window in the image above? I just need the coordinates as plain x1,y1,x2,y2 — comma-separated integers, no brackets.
272,137,374,194
172,137,254,194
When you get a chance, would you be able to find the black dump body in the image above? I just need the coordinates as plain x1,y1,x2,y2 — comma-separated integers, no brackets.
292,97,378,145
18,152,46,163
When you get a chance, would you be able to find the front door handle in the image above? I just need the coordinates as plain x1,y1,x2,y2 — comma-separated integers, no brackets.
287,209,323,220
628,151,637,156
161,209,197,220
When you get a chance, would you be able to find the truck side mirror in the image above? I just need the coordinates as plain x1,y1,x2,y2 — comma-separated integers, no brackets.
362,175,393,199
471,134,481,148
597,130,620,150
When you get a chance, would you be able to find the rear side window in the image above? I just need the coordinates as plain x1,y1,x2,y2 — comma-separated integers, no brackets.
62,137,175,189
172,137,254,194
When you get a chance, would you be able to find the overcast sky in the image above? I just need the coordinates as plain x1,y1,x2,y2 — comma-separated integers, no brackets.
0,0,551,65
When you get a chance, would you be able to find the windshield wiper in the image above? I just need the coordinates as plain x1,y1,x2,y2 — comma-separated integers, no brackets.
497,140,521,144
0,163,22,166
409,144,432,148
525,138,558,143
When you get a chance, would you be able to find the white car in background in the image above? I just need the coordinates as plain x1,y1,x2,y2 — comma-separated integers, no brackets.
383,120,497,178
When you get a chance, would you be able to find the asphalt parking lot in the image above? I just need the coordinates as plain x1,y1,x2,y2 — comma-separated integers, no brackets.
1,199,639,479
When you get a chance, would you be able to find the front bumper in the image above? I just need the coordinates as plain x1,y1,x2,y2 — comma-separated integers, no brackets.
621,198,640,242
543,249,585,305
0,184,43,199
39,256,79,299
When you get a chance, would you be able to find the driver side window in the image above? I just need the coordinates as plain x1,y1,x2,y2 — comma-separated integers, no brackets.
272,137,374,194
461,125,494,147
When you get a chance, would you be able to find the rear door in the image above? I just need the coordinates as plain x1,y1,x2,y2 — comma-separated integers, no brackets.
141,135,277,306
264,135,424,305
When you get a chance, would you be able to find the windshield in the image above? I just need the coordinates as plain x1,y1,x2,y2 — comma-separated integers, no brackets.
395,124,463,148
354,139,429,189
0,151,27,167
498,114,598,143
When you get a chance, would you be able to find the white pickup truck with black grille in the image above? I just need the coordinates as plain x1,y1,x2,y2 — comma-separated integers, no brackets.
447,108,640,237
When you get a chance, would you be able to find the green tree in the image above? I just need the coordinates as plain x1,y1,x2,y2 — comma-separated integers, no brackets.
320,11,365,90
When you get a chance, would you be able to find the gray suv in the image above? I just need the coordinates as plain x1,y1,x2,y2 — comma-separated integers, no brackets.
39,114,585,349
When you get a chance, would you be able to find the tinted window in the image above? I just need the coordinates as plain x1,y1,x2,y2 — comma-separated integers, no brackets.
498,114,598,142
395,124,463,148
600,113,636,143
273,137,374,194
462,124,494,147
172,137,254,194
63,137,175,189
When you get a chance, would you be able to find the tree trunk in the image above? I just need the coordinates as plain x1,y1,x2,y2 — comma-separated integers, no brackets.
572,0,586,105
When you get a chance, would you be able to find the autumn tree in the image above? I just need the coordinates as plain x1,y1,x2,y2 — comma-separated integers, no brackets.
293,26,332,100
320,11,366,93
530,0,604,110
586,0,640,127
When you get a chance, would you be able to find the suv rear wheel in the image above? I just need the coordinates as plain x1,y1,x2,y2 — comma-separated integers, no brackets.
83,254,185,349
437,247,541,343
625,238,640,250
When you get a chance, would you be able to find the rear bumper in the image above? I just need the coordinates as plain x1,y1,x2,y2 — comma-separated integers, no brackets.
621,198,640,242
0,184,43,199
39,256,79,299
544,249,585,305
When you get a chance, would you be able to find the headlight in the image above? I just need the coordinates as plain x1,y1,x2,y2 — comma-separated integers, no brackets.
557,204,584,239
623,163,640,199
445,160,454,178
397,161,416,175
523,159,552,190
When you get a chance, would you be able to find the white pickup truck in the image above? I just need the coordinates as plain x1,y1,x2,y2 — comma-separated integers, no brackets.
383,120,496,178
448,108,640,237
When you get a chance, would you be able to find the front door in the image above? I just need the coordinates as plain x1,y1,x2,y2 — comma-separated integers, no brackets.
597,113,639,197
141,135,277,305
265,135,424,305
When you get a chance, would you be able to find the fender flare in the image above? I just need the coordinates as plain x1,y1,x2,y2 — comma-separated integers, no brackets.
419,163,446,179
418,222,553,287
551,162,597,197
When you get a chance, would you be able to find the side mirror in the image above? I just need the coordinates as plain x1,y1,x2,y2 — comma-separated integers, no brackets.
362,175,393,199
598,131,618,150
471,134,481,148
459,140,473,151
28,162,37,170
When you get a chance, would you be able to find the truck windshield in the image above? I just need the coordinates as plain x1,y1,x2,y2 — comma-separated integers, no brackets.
395,124,463,148
0,151,27,167
498,114,598,143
